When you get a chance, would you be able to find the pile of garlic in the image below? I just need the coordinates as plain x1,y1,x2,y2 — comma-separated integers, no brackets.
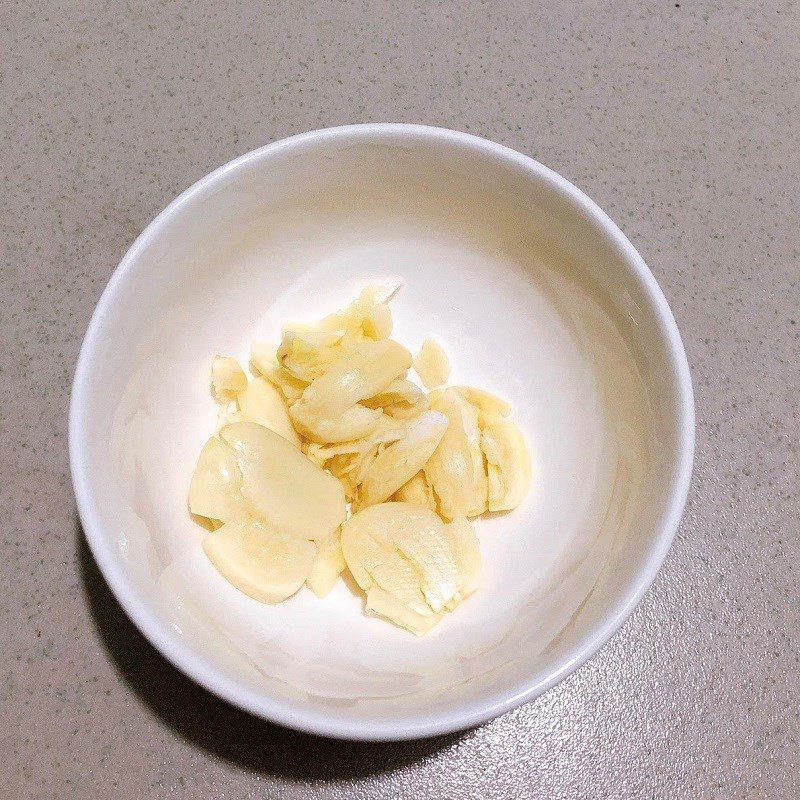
188,283,531,634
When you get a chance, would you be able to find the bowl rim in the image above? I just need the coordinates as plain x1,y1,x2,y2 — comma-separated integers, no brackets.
69,123,695,741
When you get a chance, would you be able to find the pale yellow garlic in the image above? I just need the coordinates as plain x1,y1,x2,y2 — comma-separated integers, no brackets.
358,411,448,507
210,356,247,403
250,339,279,376
365,586,443,636
444,516,481,601
304,416,407,464
362,378,428,418
481,419,532,512
215,402,244,431
363,302,392,339
392,470,438,512
326,454,360,502
316,281,403,335
414,338,450,389
276,329,346,383
249,340,308,405
342,508,428,614
341,502,462,624
290,403,383,444
204,520,316,603
216,421,346,542
424,388,488,519
352,442,386,488
190,280,534,633
295,340,413,417
238,377,301,448
306,531,346,598
188,435,250,524
289,340,412,443
453,385,512,426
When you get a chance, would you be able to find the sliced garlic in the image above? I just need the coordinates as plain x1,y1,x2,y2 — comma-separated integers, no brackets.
326,454,360,502
362,378,427,418
289,340,412,442
210,356,247,403
191,281,532,631
444,516,481,601
341,502,461,621
250,340,308,405
306,531,346,598
290,402,383,444
305,417,407,464
343,510,429,614
317,281,403,335
204,520,316,603
351,442,386,487
365,586,443,635
392,470,438,511
296,339,413,416
217,421,346,542
414,338,450,389
481,419,532,512
453,385,512,426
358,411,448,507
215,401,244,431
276,329,346,383
363,302,392,339
188,435,250,524
424,388,488,519
304,419,409,498
238,377,301,448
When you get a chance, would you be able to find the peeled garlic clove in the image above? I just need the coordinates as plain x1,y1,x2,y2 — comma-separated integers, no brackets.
250,340,308,404
188,435,250,524
204,520,316,603
453,385,512,427
481,419,532,512
295,340,413,417
219,421,346,542
290,402,383,444
359,411,448,507
341,502,461,616
424,388,488,519
392,470,438,512
238,377,301,448
444,516,481,599
306,531,346,598
210,356,247,403
414,338,450,389
365,586,443,635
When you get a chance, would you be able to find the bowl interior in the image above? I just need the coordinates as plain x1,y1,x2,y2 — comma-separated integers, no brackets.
73,128,688,737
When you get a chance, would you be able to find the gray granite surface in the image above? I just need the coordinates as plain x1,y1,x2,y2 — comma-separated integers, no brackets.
2,1,799,797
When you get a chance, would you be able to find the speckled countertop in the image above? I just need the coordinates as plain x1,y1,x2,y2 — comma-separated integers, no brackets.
3,1,798,797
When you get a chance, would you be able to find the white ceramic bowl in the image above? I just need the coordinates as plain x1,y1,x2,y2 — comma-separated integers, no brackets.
70,124,694,741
